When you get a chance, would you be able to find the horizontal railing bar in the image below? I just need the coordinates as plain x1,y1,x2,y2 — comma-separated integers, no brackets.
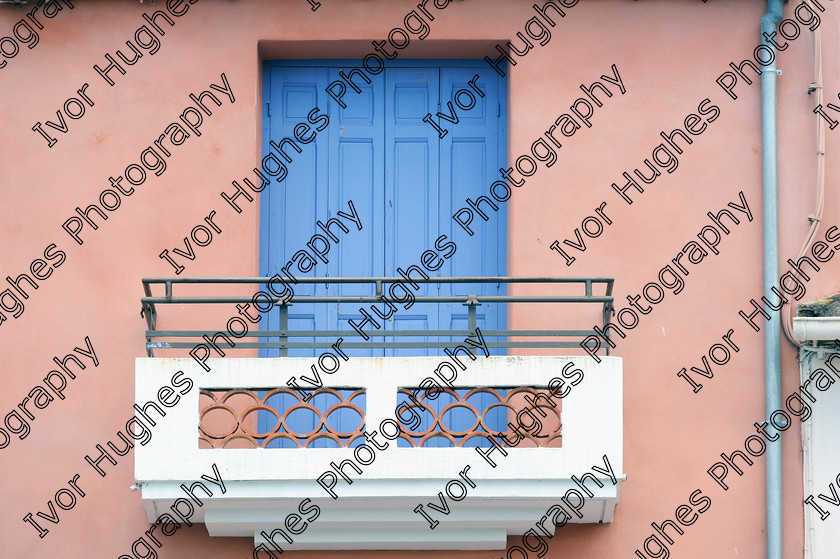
142,276,614,285
146,329,598,338
200,386,536,391
146,341,589,349
141,295,613,304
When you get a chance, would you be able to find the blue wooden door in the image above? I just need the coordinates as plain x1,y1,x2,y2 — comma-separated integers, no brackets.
261,61,506,448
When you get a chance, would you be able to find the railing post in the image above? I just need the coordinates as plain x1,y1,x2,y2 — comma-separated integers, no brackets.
603,301,613,357
464,295,481,343
142,305,156,357
278,302,289,357
140,279,157,358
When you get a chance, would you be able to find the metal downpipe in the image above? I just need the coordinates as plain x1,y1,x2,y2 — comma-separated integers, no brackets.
760,1,783,558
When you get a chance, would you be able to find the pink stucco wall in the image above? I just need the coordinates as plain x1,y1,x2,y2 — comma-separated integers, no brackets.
1,0,839,557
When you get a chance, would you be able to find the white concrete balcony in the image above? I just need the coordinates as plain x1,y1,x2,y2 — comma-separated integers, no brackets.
136,276,622,550
134,354,623,550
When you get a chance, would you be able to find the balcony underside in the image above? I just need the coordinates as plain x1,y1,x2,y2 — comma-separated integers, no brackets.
141,478,619,549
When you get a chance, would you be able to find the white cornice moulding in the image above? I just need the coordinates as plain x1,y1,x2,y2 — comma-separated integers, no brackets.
793,317,840,342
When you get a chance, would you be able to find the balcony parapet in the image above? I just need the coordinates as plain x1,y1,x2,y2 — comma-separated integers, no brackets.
135,355,623,550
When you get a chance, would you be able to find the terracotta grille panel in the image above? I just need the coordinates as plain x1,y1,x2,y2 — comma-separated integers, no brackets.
199,387,560,448
198,388,366,449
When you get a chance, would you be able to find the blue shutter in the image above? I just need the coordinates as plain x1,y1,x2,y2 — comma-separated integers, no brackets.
384,67,440,356
327,67,386,358
261,66,330,360
438,67,506,356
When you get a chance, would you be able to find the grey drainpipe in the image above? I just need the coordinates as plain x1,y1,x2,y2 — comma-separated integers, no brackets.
760,1,783,558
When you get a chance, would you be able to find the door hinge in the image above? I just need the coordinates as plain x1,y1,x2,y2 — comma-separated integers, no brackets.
266,101,271,117
497,103,500,117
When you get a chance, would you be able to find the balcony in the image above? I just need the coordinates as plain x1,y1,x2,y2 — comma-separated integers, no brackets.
135,277,623,550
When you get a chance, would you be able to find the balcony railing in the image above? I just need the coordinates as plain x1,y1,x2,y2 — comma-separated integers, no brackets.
140,276,615,356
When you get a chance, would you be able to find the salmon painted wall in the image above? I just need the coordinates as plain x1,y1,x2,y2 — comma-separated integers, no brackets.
1,0,838,558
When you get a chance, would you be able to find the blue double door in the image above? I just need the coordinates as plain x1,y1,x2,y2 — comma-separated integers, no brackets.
259,61,507,445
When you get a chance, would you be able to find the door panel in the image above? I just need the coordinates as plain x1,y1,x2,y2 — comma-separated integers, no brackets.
263,66,330,360
439,68,506,356
385,68,440,356
328,68,385,357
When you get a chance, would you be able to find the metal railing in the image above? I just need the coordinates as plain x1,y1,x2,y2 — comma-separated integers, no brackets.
140,276,614,357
